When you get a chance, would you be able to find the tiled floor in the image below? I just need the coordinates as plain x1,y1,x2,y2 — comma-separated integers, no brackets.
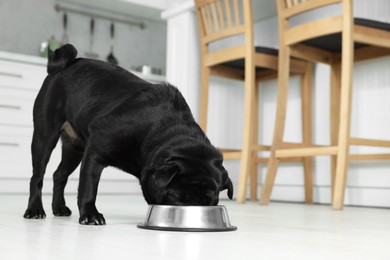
1,194,390,259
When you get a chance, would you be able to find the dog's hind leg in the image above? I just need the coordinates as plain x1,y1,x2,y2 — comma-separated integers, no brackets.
52,132,83,216
23,115,63,219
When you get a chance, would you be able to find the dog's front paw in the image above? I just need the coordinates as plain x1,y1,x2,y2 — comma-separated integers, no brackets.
23,208,46,219
79,211,106,225
53,205,72,217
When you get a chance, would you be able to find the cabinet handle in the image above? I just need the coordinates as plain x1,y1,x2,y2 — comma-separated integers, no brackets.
0,104,21,110
0,142,19,147
0,71,23,78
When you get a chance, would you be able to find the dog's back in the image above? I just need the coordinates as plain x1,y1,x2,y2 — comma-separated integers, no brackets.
43,44,151,102
36,44,195,142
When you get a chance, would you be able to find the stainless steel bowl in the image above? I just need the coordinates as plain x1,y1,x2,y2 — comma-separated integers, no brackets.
137,205,237,232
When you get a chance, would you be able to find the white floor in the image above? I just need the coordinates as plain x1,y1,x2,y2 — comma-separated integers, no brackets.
1,194,390,260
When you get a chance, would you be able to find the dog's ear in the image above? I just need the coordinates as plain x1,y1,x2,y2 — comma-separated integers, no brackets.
140,159,180,204
222,176,234,200
149,160,180,204
216,162,234,200
151,163,179,190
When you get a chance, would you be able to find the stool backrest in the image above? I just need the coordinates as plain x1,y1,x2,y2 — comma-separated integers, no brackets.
194,0,253,45
276,0,353,47
280,0,342,18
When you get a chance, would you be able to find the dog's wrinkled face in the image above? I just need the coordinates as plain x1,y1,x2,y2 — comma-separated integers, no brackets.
141,147,233,206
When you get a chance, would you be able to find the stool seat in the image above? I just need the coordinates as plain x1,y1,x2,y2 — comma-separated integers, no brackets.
303,18,390,52
223,47,279,71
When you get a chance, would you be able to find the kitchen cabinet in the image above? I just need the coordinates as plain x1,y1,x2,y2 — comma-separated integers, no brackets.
0,51,164,195
0,56,45,188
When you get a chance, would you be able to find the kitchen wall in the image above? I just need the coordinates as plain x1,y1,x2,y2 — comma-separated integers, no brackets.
0,0,167,73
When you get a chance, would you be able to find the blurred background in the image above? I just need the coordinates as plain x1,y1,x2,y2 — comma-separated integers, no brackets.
0,0,188,73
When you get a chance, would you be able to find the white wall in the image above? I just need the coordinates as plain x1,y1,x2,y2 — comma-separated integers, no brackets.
165,0,390,207
0,0,167,73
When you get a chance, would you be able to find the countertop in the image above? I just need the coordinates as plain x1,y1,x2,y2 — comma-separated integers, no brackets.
0,50,166,83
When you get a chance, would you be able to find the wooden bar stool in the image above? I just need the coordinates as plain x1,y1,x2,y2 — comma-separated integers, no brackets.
194,0,312,202
261,0,390,209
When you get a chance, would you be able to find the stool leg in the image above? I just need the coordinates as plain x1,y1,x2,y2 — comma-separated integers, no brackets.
301,63,314,204
236,61,256,203
260,46,291,205
330,62,341,200
250,80,261,201
199,66,211,132
333,18,354,209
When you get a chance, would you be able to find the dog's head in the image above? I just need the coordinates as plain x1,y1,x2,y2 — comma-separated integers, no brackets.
140,144,233,206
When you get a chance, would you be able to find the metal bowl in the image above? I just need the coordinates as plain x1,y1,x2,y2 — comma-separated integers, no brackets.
137,205,237,232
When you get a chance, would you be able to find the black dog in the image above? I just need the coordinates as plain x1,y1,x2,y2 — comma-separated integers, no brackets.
23,44,233,225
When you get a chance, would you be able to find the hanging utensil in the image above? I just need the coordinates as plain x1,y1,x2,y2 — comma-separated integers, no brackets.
85,18,99,59
61,12,69,45
106,22,118,65
39,36,61,57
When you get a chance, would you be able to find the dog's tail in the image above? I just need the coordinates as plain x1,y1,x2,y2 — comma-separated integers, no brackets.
47,44,77,75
